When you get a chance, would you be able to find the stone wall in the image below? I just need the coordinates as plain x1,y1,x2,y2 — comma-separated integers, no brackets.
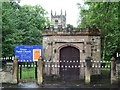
43,35,101,62
0,62,16,84
43,36,101,78
116,63,120,79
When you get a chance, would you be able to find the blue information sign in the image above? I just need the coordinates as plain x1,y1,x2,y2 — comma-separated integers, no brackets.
15,45,42,62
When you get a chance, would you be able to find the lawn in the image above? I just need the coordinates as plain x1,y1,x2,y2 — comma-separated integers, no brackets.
18,67,36,80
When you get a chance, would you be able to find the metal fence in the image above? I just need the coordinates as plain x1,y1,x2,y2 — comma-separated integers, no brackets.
0,56,14,66
1,56,119,85
18,62,38,81
0,56,14,61
43,60,111,72
43,60,111,82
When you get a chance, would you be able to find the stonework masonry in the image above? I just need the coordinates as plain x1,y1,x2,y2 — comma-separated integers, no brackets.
0,62,13,83
51,10,66,27
42,26,101,79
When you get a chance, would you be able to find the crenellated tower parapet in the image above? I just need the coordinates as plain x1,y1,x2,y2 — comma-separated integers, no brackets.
51,10,66,27
43,25,101,36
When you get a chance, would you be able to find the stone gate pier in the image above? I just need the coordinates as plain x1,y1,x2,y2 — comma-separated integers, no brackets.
0,56,18,84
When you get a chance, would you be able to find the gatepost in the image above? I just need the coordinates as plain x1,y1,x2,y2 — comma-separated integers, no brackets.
111,57,118,84
37,56,43,85
12,56,18,84
85,56,92,84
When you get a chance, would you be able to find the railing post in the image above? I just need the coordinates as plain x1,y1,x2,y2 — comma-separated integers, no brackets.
12,56,18,84
35,62,37,79
37,56,43,85
111,57,117,84
20,63,22,79
85,56,92,84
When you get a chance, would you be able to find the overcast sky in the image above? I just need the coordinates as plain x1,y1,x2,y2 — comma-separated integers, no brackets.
19,0,85,27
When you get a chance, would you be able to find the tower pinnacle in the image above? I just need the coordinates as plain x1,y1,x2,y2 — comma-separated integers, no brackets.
51,10,66,27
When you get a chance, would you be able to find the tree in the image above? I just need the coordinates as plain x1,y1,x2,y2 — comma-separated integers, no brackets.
77,2,120,60
2,2,50,57
16,5,50,45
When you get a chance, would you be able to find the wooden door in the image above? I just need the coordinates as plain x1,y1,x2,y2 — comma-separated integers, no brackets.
60,46,80,81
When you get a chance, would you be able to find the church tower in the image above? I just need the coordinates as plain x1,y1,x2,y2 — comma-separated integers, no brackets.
51,10,66,27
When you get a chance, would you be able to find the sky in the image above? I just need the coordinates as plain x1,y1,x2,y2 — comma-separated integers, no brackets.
19,0,85,27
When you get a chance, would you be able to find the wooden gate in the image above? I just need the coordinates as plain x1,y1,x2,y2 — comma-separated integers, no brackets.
59,46,80,81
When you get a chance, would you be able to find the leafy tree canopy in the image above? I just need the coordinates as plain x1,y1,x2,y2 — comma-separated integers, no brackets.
2,2,50,57
77,2,120,60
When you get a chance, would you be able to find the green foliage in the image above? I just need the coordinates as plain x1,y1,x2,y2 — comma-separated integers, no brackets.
77,2,120,60
2,2,50,57
19,67,35,79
